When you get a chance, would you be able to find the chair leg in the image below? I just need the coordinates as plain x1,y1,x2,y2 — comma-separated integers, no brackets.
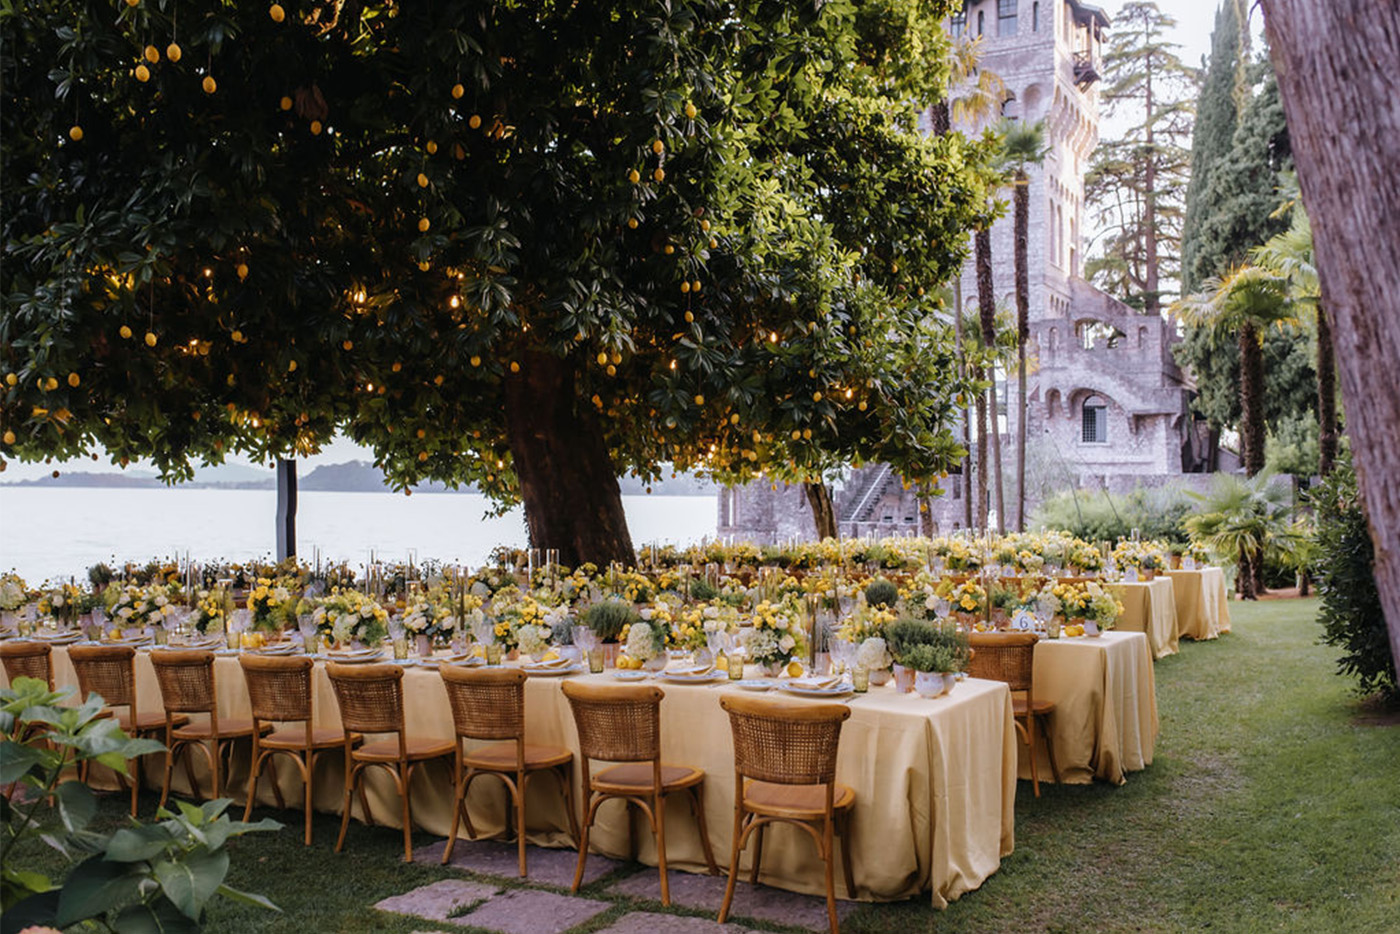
128,756,140,817
655,791,670,907
400,763,414,863
688,786,718,874
515,769,528,877
266,753,286,810
839,810,856,899
823,815,839,934
443,761,465,865
302,753,315,847
336,763,357,854
749,822,766,884
1039,714,1062,785
243,749,264,823
160,743,177,810
1025,714,1041,798
557,764,581,848
572,795,604,894
717,801,746,924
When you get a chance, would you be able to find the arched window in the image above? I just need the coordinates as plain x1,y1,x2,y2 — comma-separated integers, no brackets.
1033,1,1040,31
998,0,1018,36
978,10,985,36
951,3,967,37
1082,395,1108,444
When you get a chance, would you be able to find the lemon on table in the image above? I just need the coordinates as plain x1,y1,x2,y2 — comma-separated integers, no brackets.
786,660,804,677
542,649,559,662
715,654,728,671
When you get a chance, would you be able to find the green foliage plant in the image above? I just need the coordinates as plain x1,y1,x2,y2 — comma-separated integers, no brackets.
1311,461,1396,702
884,618,968,673
1032,485,1193,544
582,600,637,644
0,677,280,933
863,578,899,609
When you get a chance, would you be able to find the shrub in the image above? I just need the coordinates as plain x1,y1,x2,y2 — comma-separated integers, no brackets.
1032,485,1194,544
583,599,637,643
1312,460,1396,701
864,578,899,609
884,617,969,672
884,617,935,664
688,578,718,601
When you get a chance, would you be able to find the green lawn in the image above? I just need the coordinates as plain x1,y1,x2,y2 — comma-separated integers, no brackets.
19,598,1400,932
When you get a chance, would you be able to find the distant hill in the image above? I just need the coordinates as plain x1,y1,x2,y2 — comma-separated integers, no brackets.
3,459,717,495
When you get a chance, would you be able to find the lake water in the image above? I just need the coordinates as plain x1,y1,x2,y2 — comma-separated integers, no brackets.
0,487,718,583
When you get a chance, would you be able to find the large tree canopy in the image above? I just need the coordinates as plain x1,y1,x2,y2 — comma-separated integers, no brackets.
1,0,990,564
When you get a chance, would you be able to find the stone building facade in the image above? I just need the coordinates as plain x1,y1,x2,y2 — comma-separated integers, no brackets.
718,0,1210,542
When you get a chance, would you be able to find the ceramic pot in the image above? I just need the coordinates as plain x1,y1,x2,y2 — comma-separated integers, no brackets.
914,670,948,697
893,664,915,693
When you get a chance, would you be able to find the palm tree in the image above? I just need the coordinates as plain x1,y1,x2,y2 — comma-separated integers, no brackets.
997,118,1049,531
1171,265,1295,477
1185,472,1297,599
1252,208,1337,476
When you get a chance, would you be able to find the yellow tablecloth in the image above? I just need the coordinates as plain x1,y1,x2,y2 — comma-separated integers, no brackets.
1110,577,1179,659
24,647,1018,908
1023,631,1159,785
1164,568,1232,640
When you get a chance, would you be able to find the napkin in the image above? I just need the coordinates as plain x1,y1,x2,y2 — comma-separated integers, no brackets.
792,675,841,690
669,664,715,677
525,656,571,670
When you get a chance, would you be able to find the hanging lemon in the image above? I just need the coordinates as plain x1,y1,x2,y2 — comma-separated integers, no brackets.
310,120,323,135
145,332,158,347
452,83,465,100
628,169,641,184
68,125,83,141
694,394,704,405
684,101,698,119
691,280,701,292
453,143,466,159
596,352,608,366
279,95,293,111
125,0,139,7
709,238,718,249
417,217,430,233
119,325,133,339
468,114,482,129
236,263,249,280
144,45,160,63
166,43,182,63
202,75,217,94
287,359,297,372
68,373,80,388
858,400,868,411
470,356,481,367
651,139,664,154
269,3,285,22
425,140,438,154
417,260,430,271
4,373,15,385
663,244,674,255
652,167,665,182
416,173,429,188
44,377,58,391
813,391,822,402
342,340,353,350
684,311,694,323
509,361,520,373
627,217,638,229
680,281,690,293
2,431,14,445
231,330,244,342
135,64,151,83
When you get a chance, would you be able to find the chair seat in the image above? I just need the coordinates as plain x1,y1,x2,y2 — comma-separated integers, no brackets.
743,780,855,820
1012,697,1055,717
592,762,704,794
354,736,455,763
172,718,268,741
262,726,355,750
464,741,572,772
117,710,188,733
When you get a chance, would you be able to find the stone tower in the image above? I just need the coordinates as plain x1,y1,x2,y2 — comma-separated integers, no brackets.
716,0,1209,544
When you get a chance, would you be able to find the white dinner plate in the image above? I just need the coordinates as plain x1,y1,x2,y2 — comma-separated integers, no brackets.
732,679,773,691
661,670,725,684
323,651,385,664
611,670,646,681
524,664,585,677
779,683,853,699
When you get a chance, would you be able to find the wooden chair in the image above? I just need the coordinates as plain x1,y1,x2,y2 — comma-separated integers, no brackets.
968,631,1061,796
438,666,579,875
560,680,718,905
325,663,454,862
1,641,53,689
239,654,356,845
69,644,185,815
149,649,267,809
717,694,854,934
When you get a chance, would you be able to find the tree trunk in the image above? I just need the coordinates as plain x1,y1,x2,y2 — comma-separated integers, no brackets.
803,480,838,541
1237,543,1256,600
1262,0,1400,678
1014,174,1030,532
954,277,973,530
918,483,936,537
975,373,988,532
503,350,635,568
930,101,950,136
1316,303,1338,477
1238,322,1265,476
1143,67,1161,318
975,227,1001,532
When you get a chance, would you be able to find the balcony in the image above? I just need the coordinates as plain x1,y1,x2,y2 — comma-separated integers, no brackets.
1073,50,1101,88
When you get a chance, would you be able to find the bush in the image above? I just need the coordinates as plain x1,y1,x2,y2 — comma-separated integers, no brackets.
582,600,637,643
1032,485,1193,544
1312,460,1396,701
864,578,899,609
884,617,969,672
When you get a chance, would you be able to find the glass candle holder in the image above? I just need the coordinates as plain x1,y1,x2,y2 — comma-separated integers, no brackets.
852,665,870,693
727,651,745,681
587,646,605,674
226,627,240,650
392,636,409,660
485,643,503,666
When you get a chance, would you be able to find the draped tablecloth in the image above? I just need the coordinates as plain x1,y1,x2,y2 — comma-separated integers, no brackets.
24,647,1017,908
1110,577,1179,659
1164,567,1232,640
1023,631,1158,786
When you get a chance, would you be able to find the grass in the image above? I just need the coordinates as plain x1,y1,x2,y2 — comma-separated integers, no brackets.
16,598,1400,932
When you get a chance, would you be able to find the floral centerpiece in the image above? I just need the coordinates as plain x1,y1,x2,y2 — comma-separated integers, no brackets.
1042,580,1122,635
1,574,31,615
1066,540,1105,574
669,605,711,653
312,589,389,648
38,582,91,626
190,588,229,635
622,619,667,668
246,577,300,633
742,598,807,675
836,597,896,644
937,579,987,624
104,582,180,633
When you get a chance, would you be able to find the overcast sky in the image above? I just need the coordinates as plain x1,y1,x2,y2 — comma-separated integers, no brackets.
1,1,1253,483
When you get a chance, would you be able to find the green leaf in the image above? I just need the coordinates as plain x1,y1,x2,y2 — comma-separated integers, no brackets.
56,779,97,834
153,848,229,920
0,888,60,934
215,883,281,913
107,824,175,862
112,898,201,934
0,742,44,783
55,854,148,927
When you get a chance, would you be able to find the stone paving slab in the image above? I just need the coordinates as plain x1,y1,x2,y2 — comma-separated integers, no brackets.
451,888,611,934
374,879,499,923
414,838,623,888
593,910,767,934
608,871,853,930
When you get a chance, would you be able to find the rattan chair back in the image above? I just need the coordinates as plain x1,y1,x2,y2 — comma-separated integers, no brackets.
326,663,405,734
968,632,1039,693
239,654,315,723
440,665,525,741
1,641,53,687
720,694,850,786
560,680,663,763
69,644,137,708
149,649,218,713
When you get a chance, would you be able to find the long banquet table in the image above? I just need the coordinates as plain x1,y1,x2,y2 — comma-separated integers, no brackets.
1023,630,1158,785
1111,577,1179,659
25,645,1018,908
1164,567,1232,640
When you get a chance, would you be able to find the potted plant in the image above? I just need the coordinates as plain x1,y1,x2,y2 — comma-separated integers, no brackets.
583,599,638,667
885,617,935,692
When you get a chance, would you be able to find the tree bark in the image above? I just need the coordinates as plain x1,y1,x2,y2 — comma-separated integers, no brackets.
503,350,635,568
1237,543,1256,600
803,480,838,541
975,227,1003,532
1143,63,1161,318
1014,174,1030,532
975,372,988,532
954,277,973,530
930,101,950,136
1262,0,1400,677
1316,304,1338,477
1238,322,1265,476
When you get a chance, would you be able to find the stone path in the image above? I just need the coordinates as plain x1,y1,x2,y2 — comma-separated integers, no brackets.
373,836,851,933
